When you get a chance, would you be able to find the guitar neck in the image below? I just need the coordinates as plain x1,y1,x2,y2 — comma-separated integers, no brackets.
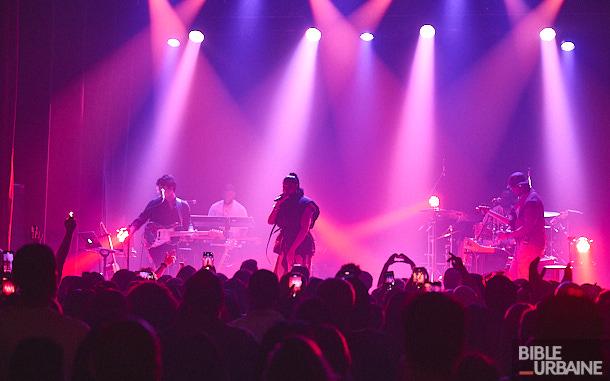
485,209,511,225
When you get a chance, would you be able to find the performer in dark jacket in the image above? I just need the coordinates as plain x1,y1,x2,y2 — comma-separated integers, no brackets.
129,174,192,266
497,172,545,279
268,173,319,278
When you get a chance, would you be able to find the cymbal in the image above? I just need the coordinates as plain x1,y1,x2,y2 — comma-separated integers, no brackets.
544,211,560,218
419,208,472,221
436,231,460,240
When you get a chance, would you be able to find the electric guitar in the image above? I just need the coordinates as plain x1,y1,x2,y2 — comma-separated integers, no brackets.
142,222,224,248
475,205,511,226
476,205,545,250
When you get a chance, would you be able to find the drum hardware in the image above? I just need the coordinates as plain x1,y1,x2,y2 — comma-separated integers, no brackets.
419,208,474,223
420,209,469,281
436,229,460,240
545,210,582,265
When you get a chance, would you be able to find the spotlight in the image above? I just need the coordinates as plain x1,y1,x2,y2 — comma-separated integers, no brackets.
561,41,575,51
360,32,374,41
539,27,556,41
189,30,205,43
167,38,181,48
575,236,592,255
420,25,435,39
429,195,440,208
305,28,322,42
117,228,130,243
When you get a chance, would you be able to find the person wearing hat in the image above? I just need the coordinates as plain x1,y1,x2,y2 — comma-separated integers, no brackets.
497,172,546,279
208,184,249,237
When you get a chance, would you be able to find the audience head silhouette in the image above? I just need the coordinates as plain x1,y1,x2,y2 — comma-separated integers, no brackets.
263,335,334,381
12,243,57,303
182,269,224,316
402,292,466,380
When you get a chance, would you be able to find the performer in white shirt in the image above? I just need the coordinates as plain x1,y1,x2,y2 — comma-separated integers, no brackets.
208,184,249,237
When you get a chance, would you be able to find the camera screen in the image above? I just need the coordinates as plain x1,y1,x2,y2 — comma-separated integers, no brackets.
3,251,14,262
425,282,442,292
2,277,15,295
138,271,154,280
339,270,354,280
413,268,426,284
202,252,214,267
383,271,395,284
289,275,302,289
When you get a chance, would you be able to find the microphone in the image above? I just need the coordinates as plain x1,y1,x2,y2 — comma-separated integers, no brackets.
274,194,285,202
161,188,165,202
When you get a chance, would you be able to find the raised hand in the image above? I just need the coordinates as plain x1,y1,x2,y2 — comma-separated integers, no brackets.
387,253,400,264
164,249,177,267
528,256,545,283
30,225,43,243
64,214,77,234
398,253,416,267
448,252,466,273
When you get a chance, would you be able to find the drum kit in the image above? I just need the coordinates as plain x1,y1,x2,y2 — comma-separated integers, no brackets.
419,208,474,280
420,205,583,277
545,209,584,264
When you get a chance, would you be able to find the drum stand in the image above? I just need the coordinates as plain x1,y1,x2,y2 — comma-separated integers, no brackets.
425,216,438,281
426,215,451,282
548,221,569,264
425,212,462,281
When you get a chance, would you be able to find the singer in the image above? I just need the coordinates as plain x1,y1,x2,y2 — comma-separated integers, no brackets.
128,174,192,266
268,173,320,278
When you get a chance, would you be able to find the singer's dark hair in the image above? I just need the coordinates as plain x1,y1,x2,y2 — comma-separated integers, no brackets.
156,174,177,191
285,173,304,197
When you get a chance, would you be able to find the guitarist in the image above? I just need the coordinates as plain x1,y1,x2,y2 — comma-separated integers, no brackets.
128,175,192,266
496,172,546,280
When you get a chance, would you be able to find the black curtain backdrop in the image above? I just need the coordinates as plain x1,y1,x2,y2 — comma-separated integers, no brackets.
1,0,21,251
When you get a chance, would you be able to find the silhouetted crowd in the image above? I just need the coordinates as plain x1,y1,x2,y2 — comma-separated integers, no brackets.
2,228,610,381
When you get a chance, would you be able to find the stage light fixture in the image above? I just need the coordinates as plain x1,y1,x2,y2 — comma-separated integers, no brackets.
429,195,440,208
117,228,130,243
189,30,205,43
167,38,181,47
360,32,374,41
540,27,556,41
575,236,592,255
561,41,575,51
420,25,435,39
305,28,322,42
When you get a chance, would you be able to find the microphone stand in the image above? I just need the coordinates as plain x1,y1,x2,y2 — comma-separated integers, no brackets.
429,164,445,197
125,235,131,271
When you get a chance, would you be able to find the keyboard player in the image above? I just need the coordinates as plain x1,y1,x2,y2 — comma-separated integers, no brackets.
208,184,249,237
